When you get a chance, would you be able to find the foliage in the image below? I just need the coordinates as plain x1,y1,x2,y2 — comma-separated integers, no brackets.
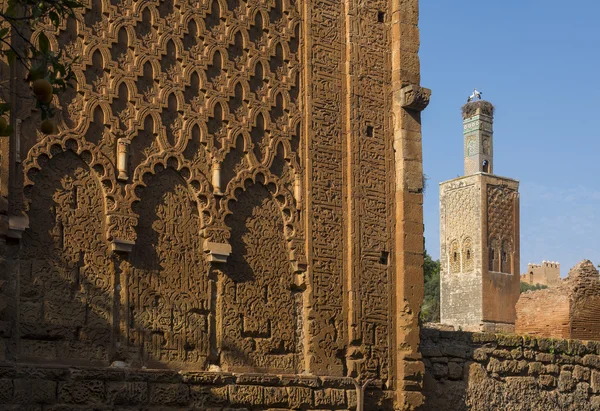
0,0,83,131
520,282,548,293
421,250,441,323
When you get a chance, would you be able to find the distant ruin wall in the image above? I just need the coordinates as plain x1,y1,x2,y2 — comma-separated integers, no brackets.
420,327,600,411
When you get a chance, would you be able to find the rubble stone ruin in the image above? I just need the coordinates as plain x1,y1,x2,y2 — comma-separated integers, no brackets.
0,0,430,409
516,260,600,339
439,99,520,332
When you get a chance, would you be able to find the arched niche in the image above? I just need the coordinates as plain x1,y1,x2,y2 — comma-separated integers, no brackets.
129,167,210,369
220,180,301,373
20,150,112,365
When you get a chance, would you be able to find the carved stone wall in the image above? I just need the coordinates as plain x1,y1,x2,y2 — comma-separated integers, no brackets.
0,0,428,409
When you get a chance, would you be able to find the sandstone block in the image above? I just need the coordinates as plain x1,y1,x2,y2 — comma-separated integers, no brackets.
528,362,543,375
13,379,56,404
583,354,600,369
0,379,13,402
538,375,557,389
106,381,147,405
536,353,555,363
314,388,346,407
591,371,600,393
228,385,263,406
558,371,576,392
287,386,312,409
432,363,448,378
263,386,288,407
448,362,463,380
573,365,590,381
59,380,105,404
149,383,189,405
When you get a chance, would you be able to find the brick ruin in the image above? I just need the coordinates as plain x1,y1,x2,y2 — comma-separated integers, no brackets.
0,0,431,409
516,260,600,340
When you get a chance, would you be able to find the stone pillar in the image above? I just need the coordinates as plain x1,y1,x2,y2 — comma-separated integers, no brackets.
392,0,430,408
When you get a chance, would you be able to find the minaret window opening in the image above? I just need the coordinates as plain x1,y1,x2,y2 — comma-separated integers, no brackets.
482,160,489,173
450,240,460,273
462,237,474,272
501,240,511,273
489,238,499,272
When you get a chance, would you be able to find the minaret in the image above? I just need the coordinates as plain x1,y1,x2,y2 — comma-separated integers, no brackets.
439,95,520,332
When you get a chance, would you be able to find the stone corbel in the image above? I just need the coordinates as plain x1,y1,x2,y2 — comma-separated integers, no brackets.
7,214,29,239
106,213,138,253
400,84,431,112
203,239,231,263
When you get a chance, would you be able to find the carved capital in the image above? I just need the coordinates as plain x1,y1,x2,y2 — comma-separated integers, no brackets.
106,213,138,253
7,214,29,239
400,84,431,111
203,240,232,263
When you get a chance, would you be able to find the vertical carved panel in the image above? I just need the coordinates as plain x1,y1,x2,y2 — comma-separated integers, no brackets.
221,183,301,373
346,0,393,381
487,185,516,274
129,169,209,368
305,0,345,375
20,151,111,363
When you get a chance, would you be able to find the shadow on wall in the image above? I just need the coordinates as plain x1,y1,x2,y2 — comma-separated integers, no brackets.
3,150,302,374
419,326,600,411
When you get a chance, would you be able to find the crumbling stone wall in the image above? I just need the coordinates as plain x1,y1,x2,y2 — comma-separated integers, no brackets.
420,326,600,411
516,260,600,340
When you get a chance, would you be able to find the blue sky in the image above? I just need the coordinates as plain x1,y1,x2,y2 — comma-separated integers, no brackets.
419,1,600,275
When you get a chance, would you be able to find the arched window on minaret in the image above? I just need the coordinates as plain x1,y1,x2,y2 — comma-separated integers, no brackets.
482,160,489,173
501,240,511,273
450,240,460,274
462,237,474,272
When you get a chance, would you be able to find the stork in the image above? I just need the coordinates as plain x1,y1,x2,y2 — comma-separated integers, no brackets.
467,89,482,102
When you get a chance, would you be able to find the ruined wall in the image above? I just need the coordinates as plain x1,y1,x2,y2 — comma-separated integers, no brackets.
515,289,571,338
0,0,429,409
516,260,600,340
420,327,600,411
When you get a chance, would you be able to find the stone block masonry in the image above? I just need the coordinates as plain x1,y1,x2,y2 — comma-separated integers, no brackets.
420,326,600,410
0,363,396,410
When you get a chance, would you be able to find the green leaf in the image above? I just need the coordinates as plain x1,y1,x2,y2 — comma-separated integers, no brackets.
0,28,9,39
0,125,14,136
38,32,50,54
6,50,16,66
49,11,60,27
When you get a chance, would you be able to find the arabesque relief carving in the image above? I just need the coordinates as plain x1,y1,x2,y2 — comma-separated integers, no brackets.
0,0,426,403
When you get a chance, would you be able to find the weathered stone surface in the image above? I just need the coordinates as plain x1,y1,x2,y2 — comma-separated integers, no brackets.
149,383,189,406
58,380,105,404
421,326,600,410
0,0,427,409
106,382,147,405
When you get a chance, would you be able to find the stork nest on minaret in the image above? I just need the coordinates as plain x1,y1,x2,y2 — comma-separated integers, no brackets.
462,100,495,119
